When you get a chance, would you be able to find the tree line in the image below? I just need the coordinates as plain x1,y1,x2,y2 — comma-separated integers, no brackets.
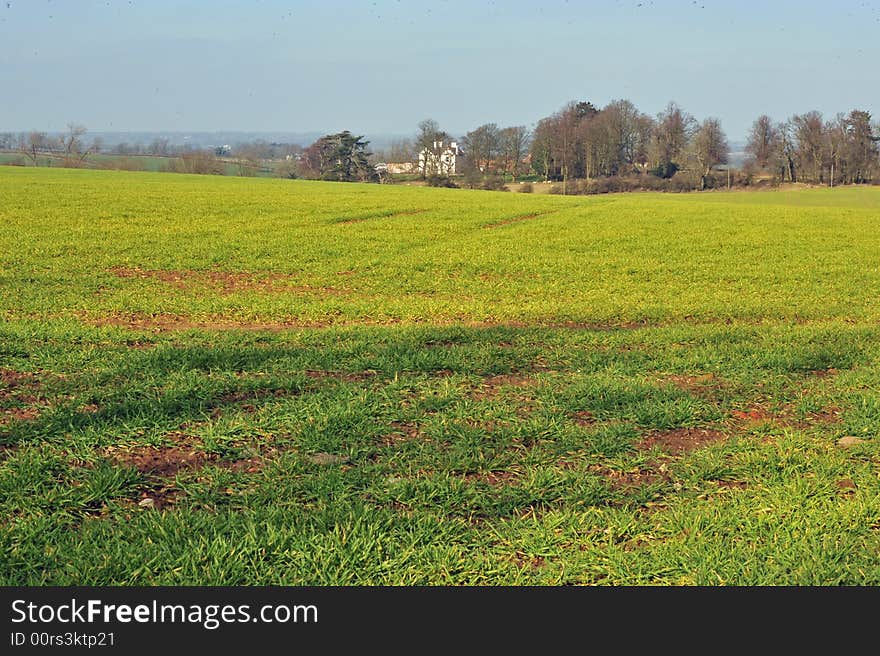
4,101,878,191
0,125,305,177
744,110,879,185
366,101,879,192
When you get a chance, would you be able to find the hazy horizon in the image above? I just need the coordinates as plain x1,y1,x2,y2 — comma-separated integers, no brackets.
2,0,879,142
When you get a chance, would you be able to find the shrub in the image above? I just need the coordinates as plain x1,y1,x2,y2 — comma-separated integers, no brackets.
519,182,533,193
426,174,458,188
481,174,508,191
164,152,225,175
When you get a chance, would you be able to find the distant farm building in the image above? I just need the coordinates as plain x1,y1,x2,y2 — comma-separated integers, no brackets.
384,162,417,174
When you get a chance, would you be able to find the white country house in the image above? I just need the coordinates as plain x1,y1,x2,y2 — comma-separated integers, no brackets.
418,140,464,176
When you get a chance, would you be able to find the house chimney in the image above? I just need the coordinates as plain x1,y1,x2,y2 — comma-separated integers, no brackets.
450,141,457,150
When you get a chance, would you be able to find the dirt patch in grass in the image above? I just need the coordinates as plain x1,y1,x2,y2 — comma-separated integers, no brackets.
110,445,210,477
713,479,749,490
510,553,546,570
125,341,156,350
106,428,275,477
109,266,351,297
470,373,537,400
82,311,331,332
0,406,41,429
835,478,857,495
463,470,520,486
209,388,297,417
638,428,728,454
731,403,842,430
223,457,265,474
731,406,776,424
798,407,844,426
107,436,274,509
303,370,378,382
664,373,726,398
483,211,556,229
217,388,297,404
571,410,596,427
810,368,839,378
383,421,421,446
432,369,455,378
0,370,49,428
135,487,181,511
0,369,37,389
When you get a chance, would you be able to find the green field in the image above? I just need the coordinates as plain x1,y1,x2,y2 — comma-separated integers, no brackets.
2,168,879,584
0,152,178,172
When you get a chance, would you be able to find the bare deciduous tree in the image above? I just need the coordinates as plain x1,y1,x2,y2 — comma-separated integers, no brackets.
690,118,729,189
791,111,825,182
462,123,501,174
745,115,781,171
18,131,48,165
650,102,695,177
498,126,530,180
60,123,99,166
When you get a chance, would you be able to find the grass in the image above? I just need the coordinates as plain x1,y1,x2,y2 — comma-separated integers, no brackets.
1,167,879,585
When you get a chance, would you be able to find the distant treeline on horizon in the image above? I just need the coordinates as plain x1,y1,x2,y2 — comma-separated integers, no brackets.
1,98,877,192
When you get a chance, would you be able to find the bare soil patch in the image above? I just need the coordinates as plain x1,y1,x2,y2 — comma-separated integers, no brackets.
731,406,775,425
136,487,181,511
0,370,49,428
731,403,842,429
836,478,857,495
303,370,377,382
571,410,596,427
713,480,749,490
1,407,41,424
224,457,265,474
510,553,546,570
110,445,210,477
209,388,297,417
638,428,727,454
106,430,273,478
664,373,726,398
810,368,839,378
463,470,519,486
383,421,421,446
108,266,350,297
125,341,157,350
0,369,37,389
470,373,536,400
82,311,330,332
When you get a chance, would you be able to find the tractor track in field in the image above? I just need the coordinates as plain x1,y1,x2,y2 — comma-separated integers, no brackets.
482,210,558,229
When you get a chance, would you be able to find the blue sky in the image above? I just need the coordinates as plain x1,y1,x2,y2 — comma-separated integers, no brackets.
1,0,878,140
